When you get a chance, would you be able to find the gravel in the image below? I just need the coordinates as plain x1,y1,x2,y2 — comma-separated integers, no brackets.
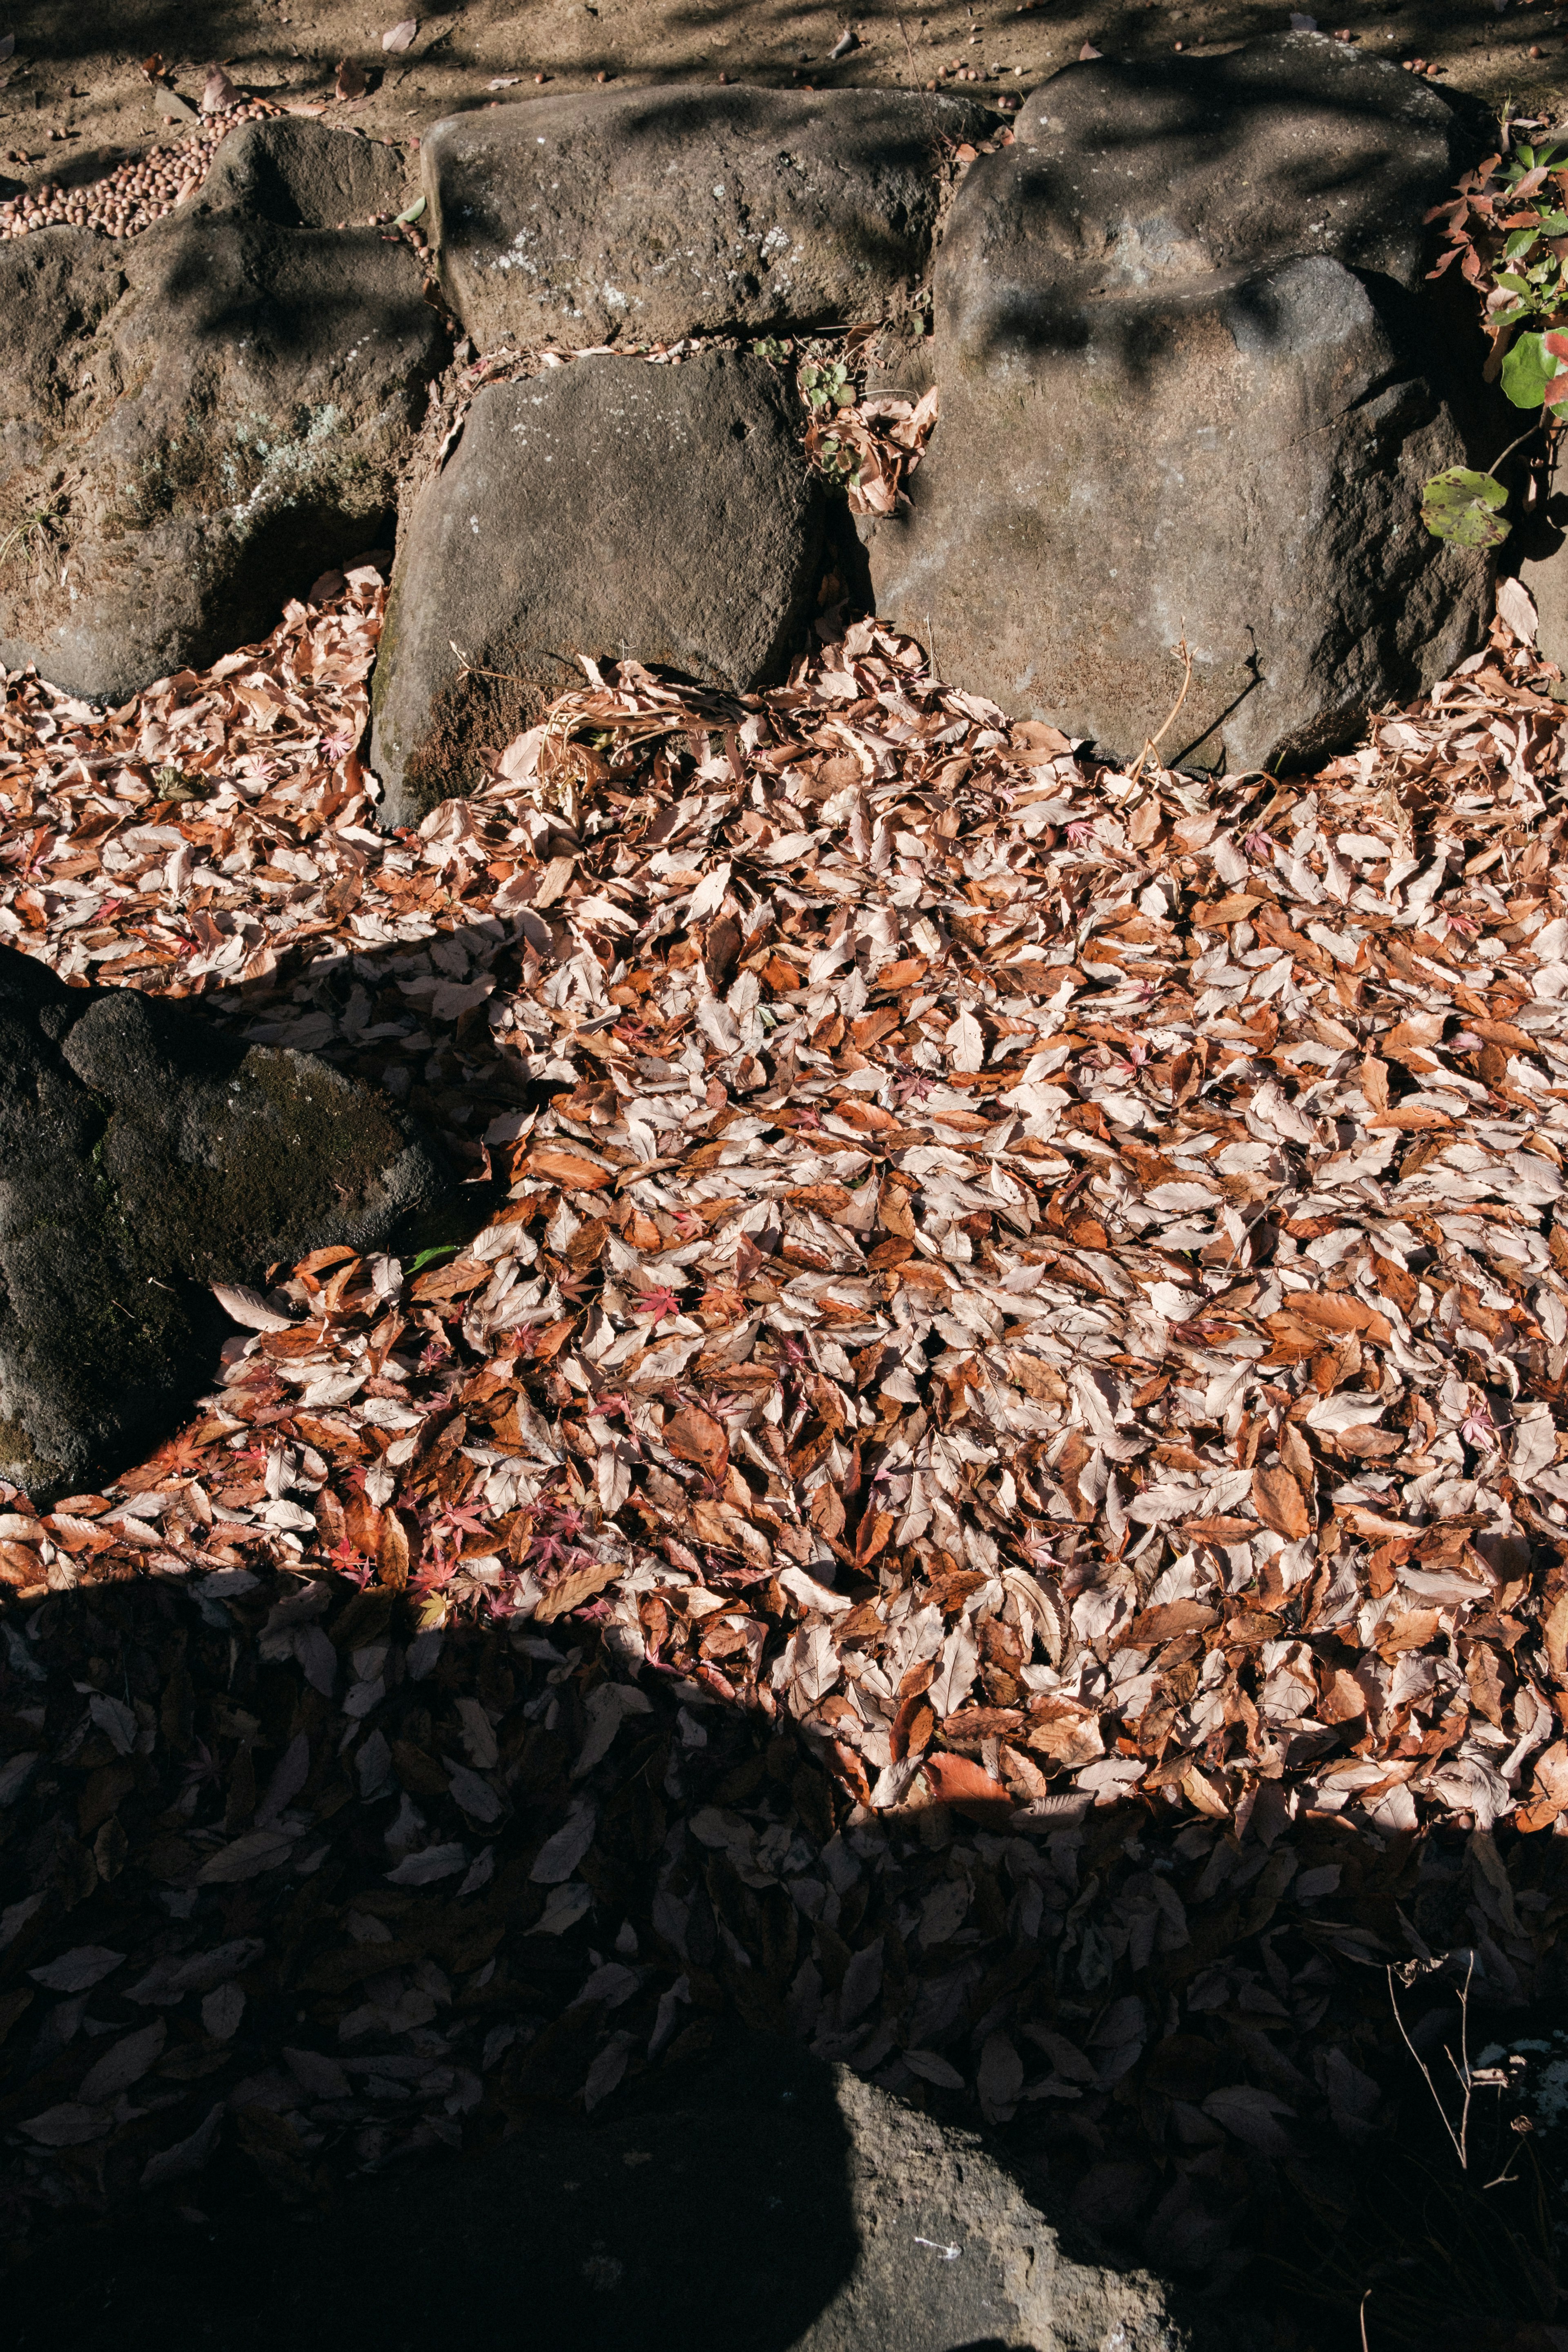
0,104,285,241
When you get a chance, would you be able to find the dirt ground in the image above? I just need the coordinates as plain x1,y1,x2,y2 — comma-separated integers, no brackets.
1,0,1565,193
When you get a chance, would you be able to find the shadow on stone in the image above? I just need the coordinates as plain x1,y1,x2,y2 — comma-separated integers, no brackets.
0,945,451,1503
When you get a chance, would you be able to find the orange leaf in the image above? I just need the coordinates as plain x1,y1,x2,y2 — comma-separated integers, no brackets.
827,1740,873,1805
1519,1740,1568,1830
1126,1599,1220,1647
1367,1105,1453,1132
344,1495,383,1557
1283,1292,1393,1347
1252,1465,1310,1541
854,1508,895,1569
377,1511,410,1591
891,1693,935,1764
409,1254,490,1303
1181,1515,1256,1545
664,1403,728,1483
523,1147,612,1190
916,1750,1013,1819
0,1541,39,1586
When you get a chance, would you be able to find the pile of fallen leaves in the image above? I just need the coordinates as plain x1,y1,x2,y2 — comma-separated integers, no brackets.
2,572,1568,2324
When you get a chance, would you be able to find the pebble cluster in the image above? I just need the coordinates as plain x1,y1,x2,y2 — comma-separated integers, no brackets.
0,100,281,241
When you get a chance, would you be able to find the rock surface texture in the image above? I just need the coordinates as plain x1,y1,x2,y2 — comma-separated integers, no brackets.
0,949,445,1502
860,33,1495,771
369,351,825,827
194,113,414,229
421,85,996,351
0,120,444,705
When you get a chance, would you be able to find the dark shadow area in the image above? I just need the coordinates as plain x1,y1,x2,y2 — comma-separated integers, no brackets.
7,2020,863,2352
0,1571,1215,2352
0,1564,1563,2352
0,937,456,1503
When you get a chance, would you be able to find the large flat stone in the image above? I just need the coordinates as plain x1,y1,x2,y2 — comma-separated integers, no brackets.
0,951,447,1502
421,85,998,352
0,125,446,705
369,351,825,828
860,34,1494,772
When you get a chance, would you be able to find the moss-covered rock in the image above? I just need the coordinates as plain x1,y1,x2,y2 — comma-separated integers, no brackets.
0,949,449,1501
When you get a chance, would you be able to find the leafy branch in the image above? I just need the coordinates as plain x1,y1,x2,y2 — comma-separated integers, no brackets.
1422,136,1568,546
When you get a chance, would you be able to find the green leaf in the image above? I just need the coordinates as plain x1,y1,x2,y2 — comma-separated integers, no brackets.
408,1242,461,1272
1502,328,1565,407
394,195,427,225
1421,466,1510,548
1506,229,1537,258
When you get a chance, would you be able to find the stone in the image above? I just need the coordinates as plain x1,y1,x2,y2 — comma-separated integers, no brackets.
0,129,446,704
0,950,447,1502
369,352,825,828
860,33,1495,772
1516,489,1568,677
421,85,998,353
193,115,415,229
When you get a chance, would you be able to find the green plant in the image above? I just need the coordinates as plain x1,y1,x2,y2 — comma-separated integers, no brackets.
751,336,792,362
1422,138,1568,543
800,359,855,412
1421,462,1512,549
813,432,862,490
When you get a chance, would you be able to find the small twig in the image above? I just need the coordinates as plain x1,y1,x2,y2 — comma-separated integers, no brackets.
1145,636,1193,761
1123,637,1195,804
1385,1955,1473,2170
1360,2289,1373,2352
896,12,920,84
1129,635,1195,791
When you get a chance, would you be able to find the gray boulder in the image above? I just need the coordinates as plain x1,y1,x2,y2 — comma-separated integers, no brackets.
421,85,998,352
0,951,446,1502
0,124,446,705
370,352,825,827
861,34,1494,772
